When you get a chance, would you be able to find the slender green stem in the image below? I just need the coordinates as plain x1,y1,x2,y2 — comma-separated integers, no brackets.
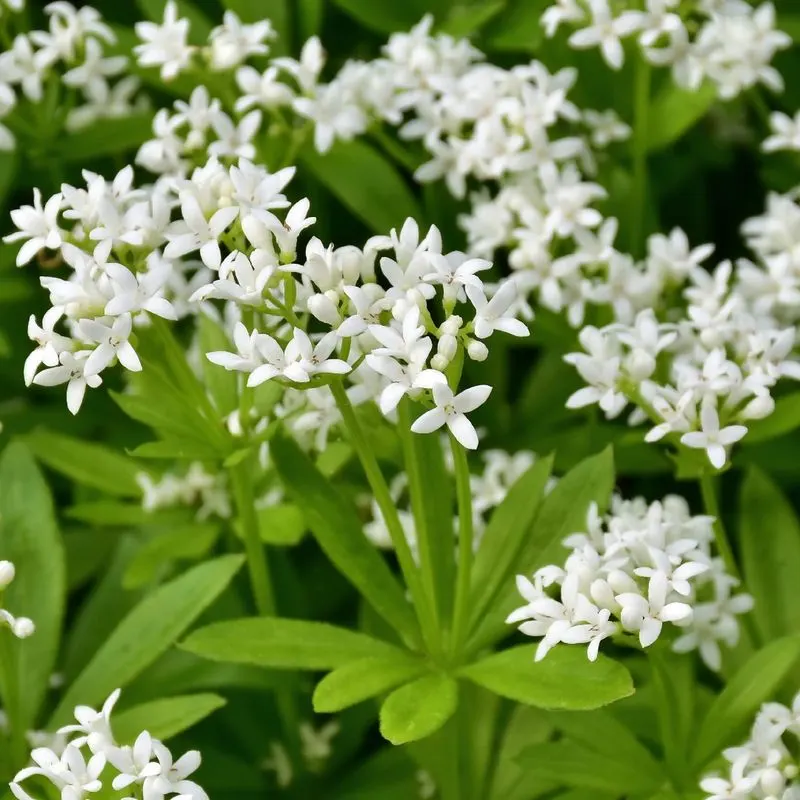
698,472,739,580
329,382,434,650
398,399,440,643
450,435,474,658
629,54,652,258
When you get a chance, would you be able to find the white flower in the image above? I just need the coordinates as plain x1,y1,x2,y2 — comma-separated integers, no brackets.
411,383,492,450
134,0,193,80
568,0,643,69
78,315,141,376
423,254,490,303
365,353,446,415
208,109,262,160
763,110,800,153
11,745,105,800
33,351,102,414
280,329,351,384
616,571,693,647
337,285,391,337
235,65,294,112
62,37,127,97
209,10,273,71
467,281,529,339
25,310,73,386
145,741,207,800
107,731,161,791
165,193,239,270
4,189,63,266
207,322,268,373
104,261,177,320
680,403,747,470
57,688,120,754
0,559,35,639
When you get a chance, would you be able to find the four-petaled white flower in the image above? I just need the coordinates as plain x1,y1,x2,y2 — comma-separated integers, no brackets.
79,314,142,377
32,351,102,414
4,189,63,266
680,404,747,470
411,382,492,450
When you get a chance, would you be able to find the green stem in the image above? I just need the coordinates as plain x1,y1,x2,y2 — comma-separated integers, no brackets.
397,399,441,646
449,435,474,658
329,382,434,651
698,472,739,580
629,54,652,258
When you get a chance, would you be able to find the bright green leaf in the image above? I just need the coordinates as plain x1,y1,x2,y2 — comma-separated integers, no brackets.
647,81,717,152
330,0,422,34
693,634,800,770
271,435,419,644
745,393,800,444
113,693,226,743
256,503,306,546
460,645,634,710
198,315,239,416
301,140,423,234
314,655,428,713
380,674,458,745
440,1,506,37
129,439,223,461
65,502,190,527
740,467,800,641
0,443,66,730
22,428,142,497
469,454,554,629
57,113,155,162
51,555,243,726
182,618,403,670
298,0,324,40
482,0,548,51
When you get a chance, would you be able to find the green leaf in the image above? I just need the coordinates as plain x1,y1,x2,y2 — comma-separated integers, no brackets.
301,140,423,234
182,618,404,670
123,524,221,588
514,740,658,794
380,674,459,745
129,439,223,461
740,467,800,641
482,0,548,51
198,314,239,416
113,693,226,743
65,502,189,527
440,1,506,37
271,435,419,644
313,655,428,713
0,150,18,208
57,113,155,162
0,443,66,730
470,447,614,649
693,634,800,770
469,454,554,629
256,503,306,546
745,393,800,444
647,81,717,152
50,555,243,726
298,0,324,40
22,428,142,497
460,645,634,710
778,14,800,41
330,0,422,34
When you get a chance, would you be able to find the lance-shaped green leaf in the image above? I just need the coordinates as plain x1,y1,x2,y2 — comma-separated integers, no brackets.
693,635,800,770
647,81,716,152
271,434,419,644
740,467,800,641
314,655,428,713
182,618,405,670
23,429,142,497
330,0,424,34
469,447,615,649
379,674,459,745
50,555,243,726
57,113,155,162
0,443,66,731
459,645,634,710
113,693,226,744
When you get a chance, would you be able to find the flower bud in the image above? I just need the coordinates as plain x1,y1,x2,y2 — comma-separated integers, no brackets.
625,350,656,381
438,334,458,363
0,561,14,588
467,341,489,362
440,315,463,336
740,394,775,420
12,617,34,639
760,768,785,797
431,354,449,371
307,293,340,325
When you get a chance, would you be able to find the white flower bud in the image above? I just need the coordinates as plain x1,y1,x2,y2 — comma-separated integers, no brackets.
438,334,458,362
590,579,616,609
335,246,364,285
784,765,798,780
12,617,34,639
467,341,488,361
440,315,463,336
431,354,449,371
740,394,775,420
625,350,656,381
760,768,785,797
607,569,637,594
307,293,340,325
0,561,15,588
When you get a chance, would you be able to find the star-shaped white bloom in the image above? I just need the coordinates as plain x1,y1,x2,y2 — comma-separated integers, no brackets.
164,193,239,270
78,314,142,377
104,261,177,320
616,571,692,648
281,329,351,384
32,351,102,415
466,281,529,340
134,0,193,80
680,403,747,470
4,189,63,266
410,382,492,450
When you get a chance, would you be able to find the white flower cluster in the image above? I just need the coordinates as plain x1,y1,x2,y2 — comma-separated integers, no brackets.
508,495,752,669
544,0,790,98
563,217,800,469
0,560,35,639
0,2,147,145
700,691,800,800
137,462,231,520
11,689,207,800
763,111,800,153
365,447,548,552
7,150,524,447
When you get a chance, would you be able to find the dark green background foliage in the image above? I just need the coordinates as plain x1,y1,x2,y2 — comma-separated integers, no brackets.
3,1,800,798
